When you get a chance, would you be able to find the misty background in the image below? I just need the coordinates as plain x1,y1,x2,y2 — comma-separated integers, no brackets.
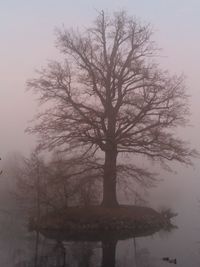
0,0,200,219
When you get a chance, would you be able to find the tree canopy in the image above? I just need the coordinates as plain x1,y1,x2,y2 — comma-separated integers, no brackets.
27,11,196,207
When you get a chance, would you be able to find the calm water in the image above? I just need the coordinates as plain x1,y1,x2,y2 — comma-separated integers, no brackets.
1,205,200,267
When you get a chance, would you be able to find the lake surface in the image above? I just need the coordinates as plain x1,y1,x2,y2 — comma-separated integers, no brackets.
1,204,200,267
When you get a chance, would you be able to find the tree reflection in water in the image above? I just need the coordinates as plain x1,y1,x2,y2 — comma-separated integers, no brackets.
132,237,158,267
13,228,165,267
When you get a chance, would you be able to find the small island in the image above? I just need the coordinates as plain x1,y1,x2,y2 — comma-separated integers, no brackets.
29,205,174,242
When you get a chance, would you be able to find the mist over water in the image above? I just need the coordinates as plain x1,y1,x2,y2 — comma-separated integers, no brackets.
0,144,200,266
1,1,200,266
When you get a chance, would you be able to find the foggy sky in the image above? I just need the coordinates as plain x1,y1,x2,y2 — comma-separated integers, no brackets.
1,0,200,210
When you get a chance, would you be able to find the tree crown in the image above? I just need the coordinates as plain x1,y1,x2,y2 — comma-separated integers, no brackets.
27,11,196,166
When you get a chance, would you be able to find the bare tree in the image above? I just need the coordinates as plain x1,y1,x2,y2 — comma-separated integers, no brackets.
15,151,102,215
0,157,2,175
45,152,102,207
27,11,196,207
14,151,47,217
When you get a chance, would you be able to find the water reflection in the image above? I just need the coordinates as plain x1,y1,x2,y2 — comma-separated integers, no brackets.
0,210,179,267
13,227,165,267
132,238,157,267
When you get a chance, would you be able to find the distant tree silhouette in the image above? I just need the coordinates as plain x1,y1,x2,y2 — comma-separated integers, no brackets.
15,151,102,215
0,157,2,175
27,11,197,207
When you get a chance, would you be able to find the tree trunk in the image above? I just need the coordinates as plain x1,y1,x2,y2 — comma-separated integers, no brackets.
101,240,117,267
101,149,118,207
